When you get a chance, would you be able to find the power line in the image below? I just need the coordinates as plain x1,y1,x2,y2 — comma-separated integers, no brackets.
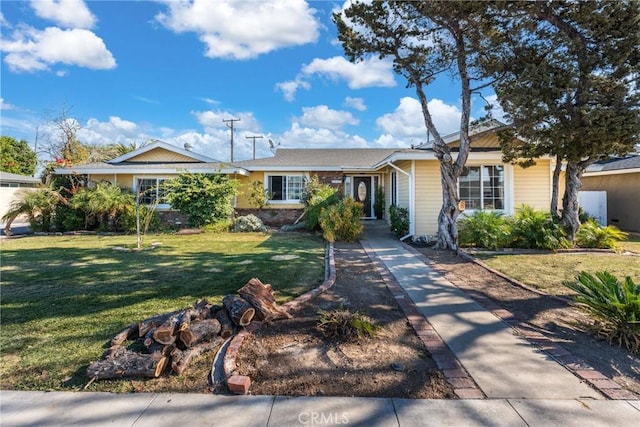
222,118,241,162
245,135,263,160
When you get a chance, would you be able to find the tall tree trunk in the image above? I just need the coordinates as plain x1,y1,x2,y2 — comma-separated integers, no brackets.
550,154,562,220
562,161,588,244
435,158,461,250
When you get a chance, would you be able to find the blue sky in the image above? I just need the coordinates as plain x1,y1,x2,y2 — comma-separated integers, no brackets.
1,0,500,163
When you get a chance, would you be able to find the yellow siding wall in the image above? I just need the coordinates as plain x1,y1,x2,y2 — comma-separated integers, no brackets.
131,148,199,163
89,173,135,188
235,172,304,209
413,160,442,236
513,160,552,211
395,161,411,210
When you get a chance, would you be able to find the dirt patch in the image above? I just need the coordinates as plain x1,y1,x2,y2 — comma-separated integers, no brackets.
416,246,640,396
234,242,456,399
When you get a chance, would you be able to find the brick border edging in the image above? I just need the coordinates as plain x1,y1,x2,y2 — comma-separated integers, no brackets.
402,242,639,400
222,242,337,392
360,240,485,400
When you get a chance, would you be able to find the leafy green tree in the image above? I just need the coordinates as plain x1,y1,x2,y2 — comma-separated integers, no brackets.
0,136,37,176
163,172,239,227
335,1,493,250
483,0,640,243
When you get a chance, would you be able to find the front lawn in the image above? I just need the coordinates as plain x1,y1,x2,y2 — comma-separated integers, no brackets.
475,250,640,296
0,232,325,391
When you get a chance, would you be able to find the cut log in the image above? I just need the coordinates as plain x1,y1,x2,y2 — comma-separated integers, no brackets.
223,295,255,327
238,277,292,322
87,348,167,379
178,309,194,332
214,308,234,338
138,311,178,338
111,323,139,347
152,313,181,345
180,319,221,348
192,299,214,320
170,338,222,375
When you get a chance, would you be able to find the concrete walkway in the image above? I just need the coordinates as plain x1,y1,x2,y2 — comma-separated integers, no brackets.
2,221,639,426
360,224,602,400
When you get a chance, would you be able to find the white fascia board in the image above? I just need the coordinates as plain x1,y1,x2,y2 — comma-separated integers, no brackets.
108,141,217,163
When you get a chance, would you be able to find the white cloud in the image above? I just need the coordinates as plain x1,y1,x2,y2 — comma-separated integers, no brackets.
276,56,395,101
0,98,16,110
154,0,320,60
302,56,396,89
192,110,261,133
78,117,139,146
30,0,96,29
280,123,369,149
297,105,359,130
376,97,461,142
198,97,220,106
275,79,310,102
344,97,366,111
2,26,116,73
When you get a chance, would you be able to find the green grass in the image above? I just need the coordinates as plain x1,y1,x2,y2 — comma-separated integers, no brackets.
476,251,640,296
0,232,325,390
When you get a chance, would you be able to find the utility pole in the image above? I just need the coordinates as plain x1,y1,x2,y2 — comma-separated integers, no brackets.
245,135,263,160
223,118,241,162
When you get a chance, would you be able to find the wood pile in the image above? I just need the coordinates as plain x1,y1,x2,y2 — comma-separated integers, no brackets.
87,278,291,380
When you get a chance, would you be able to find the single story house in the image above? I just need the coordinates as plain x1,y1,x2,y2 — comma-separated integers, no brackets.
581,154,640,232
55,121,557,236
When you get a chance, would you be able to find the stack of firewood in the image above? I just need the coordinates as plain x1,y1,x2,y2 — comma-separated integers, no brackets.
87,278,291,380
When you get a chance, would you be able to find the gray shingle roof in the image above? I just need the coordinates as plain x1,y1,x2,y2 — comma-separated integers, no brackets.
587,155,640,172
235,148,399,169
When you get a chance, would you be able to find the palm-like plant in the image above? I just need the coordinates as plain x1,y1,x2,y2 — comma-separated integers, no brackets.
564,271,640,353
576,219,628,249
2,186,66,233
70,183,134,231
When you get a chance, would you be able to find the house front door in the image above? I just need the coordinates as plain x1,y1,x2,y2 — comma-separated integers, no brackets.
353,176,372,217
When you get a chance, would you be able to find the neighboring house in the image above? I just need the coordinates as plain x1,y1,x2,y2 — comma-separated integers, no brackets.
55,121,557,236
0,172,41,224
581,155,640,232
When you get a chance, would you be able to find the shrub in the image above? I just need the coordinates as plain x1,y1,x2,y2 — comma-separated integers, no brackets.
232,214,267,232
317,308,377,342
246,180,272,210
458,210,512,250
389,204,409,238
302,175,339,230
163,172,238,227
564,272,640,353
318,197,363,242
576,219,628,249
204,220,232,233
511,205,570,250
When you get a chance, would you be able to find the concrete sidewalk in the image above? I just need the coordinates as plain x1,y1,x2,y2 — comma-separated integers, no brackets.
2,390,639,426
2,221,639,426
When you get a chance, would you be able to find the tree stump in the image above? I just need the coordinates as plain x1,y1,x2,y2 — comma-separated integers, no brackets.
238,277,291,322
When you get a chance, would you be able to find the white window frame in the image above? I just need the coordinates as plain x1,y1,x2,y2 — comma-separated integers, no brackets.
457,165,507,213
135,177,170,210
266,174,305,203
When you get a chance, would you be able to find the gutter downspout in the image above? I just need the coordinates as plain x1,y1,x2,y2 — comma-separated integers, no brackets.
386,161,415,238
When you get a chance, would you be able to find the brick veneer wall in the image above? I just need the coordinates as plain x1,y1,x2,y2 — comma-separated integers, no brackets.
235,208,305,228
